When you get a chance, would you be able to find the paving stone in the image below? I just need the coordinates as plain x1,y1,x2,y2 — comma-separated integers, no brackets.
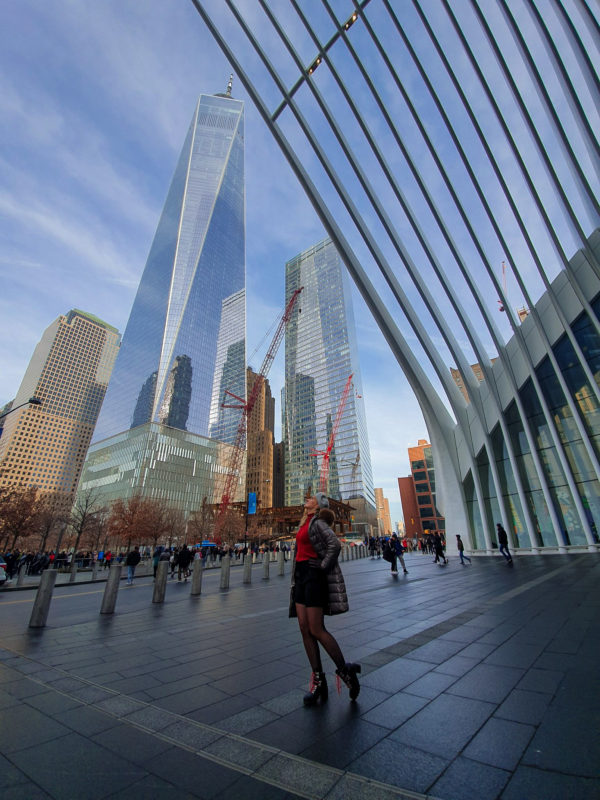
516,668,564,695
96,694,145,717
390,693,495,759
187,692,258,725
359,657,432,694
1,782,54,799
153,684,231,715
125,705,181,731
24,689,82,715
403,670,457,699
348,737,448,794
0,752,31,789
204,734,277,771
0,703,71,752
161,718,223,750
447,663,525,704
433,654,480,677
213,773,302,799
430,756,510,800
93,723,172,763
361,691,429,729
494,689,552,726
102,774,197,800
325,774,417,800
144,746,241,798
53,704,119,736
2,677,49,699
463,717,535,770
0,687,21,710
300,719,389,769
217,705,280,735
256,753,340,797
10,731,148,798
501,766,600,800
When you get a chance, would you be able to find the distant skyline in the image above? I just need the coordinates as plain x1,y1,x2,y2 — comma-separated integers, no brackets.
1,2,430,522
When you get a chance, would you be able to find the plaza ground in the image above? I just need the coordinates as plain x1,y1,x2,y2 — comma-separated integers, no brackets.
0,551,598,799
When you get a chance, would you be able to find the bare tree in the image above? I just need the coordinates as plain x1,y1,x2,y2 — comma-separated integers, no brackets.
108,494,149,551
187,497,214,545
35,492,70,552
162,505,186,547
0,485,40,551
68,489,103,575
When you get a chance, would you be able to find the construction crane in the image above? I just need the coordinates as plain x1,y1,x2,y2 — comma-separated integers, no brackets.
214,288,303,539
311,373,353,495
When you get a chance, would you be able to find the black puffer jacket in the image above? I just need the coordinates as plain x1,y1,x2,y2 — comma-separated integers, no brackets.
289,513,349,617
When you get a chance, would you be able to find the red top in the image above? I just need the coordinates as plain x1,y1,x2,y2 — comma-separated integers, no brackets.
295,515,318,561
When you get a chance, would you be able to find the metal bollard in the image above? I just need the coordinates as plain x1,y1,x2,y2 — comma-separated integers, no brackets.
17,563,27,587
278,549,285,576
243,555,252,584
220,554,231,590
263,553,270,580
152,561,168,604
190,559,203,596
100,564,122,614
29,569,58,628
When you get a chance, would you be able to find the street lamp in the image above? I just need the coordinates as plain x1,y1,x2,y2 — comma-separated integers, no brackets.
0,396,42,421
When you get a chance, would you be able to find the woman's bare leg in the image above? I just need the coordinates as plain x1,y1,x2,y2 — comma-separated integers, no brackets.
306,606,345,670
296,604,322,671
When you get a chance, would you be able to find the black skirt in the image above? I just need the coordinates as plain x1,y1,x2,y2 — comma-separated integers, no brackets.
293,561,328,608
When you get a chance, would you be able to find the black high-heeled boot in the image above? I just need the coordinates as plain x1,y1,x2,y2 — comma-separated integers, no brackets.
336,662,361,700
303,671,328,706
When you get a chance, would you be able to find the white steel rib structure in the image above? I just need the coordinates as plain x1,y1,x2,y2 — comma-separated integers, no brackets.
190,0,600,553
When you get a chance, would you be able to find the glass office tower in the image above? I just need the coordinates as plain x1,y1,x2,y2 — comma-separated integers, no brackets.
283,238,375,511
80,91,246,515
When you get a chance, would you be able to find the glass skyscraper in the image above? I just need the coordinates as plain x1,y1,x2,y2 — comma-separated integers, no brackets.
80,90,246,516
283,238,375,512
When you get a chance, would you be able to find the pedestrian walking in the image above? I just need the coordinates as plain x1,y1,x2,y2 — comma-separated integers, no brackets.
390,533,409,575
290,492,361,706
177,545,192,581
125,546,141,585
496,523,513,564
432,533,448,565
152,546,162,578
456,534,471,565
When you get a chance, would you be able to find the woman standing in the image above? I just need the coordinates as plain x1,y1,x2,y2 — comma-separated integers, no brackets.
290,492,361,706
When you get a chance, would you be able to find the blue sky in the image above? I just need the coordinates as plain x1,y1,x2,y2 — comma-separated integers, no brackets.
0,1,427,523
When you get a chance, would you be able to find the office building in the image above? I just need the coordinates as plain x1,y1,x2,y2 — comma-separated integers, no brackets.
283,238,375,513
374,488,392,537
402,439,445,538
79,88,246,515
246,367,274,510
0,310,120,498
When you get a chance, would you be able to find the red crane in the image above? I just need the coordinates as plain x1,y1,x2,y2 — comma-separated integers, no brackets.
214,287,303,539
311,373,353,495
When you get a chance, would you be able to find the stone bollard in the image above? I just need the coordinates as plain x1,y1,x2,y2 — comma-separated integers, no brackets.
17,563,27,587
243,555,252,584
92,561,99,581
220,554,231,590
190,559,203,596
263,553,270,580
278,549,285,576
69,564,78,583
152,561,168,604
29,569,58,628
351,547,356,560
100,564,123,614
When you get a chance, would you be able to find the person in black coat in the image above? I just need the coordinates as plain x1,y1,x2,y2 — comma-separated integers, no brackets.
290,492,361,706
125,546,141,585
496,523,513,564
